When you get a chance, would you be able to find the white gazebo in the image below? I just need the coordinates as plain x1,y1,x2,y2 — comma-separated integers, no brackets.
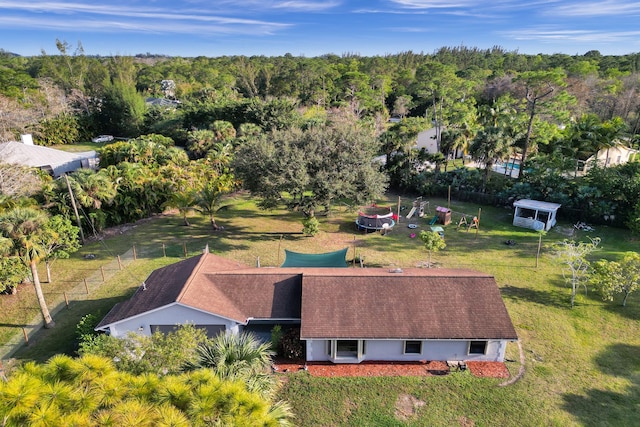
513,199,561,231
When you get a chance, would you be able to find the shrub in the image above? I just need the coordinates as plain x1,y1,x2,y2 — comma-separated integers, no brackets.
302,216,319,236
270,325,283,352
279,327,305,360
75,313,101,349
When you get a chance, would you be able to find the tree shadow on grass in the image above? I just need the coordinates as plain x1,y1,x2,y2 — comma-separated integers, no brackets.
601,296,640,321
562,344,640,426
11,296,127,363
500,284,570,308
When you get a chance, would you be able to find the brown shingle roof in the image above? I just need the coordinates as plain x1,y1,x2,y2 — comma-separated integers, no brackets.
97,254,301,328
179,272,302,322
299,272,518,340
97,254,517,342
96,254,207,329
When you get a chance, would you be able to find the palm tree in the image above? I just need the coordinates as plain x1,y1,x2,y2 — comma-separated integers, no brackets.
0,207,55,328
164,191,195,226
194,176,234,231
69,169,117,210
67,169,117,232
564,114,602,162
185,332,277,398
597,117,627,166
0,195,38,213
469,126,514,192
189,332,274,375
210,120,236,142
205,142,234,175
440,128,463,171
0,354,292,426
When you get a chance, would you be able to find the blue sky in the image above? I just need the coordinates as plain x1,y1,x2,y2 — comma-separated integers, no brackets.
1,1,639,57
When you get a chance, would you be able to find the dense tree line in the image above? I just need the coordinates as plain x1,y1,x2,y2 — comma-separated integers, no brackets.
2,43,640,141
1,41,640,316
1,43,640,205
1,41,639,226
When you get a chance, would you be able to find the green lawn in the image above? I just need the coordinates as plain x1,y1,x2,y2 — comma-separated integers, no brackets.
51,141,107,152
2,192,639,426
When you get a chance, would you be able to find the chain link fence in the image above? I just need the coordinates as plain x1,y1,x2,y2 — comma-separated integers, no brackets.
0,240,216,362
0,249,136,361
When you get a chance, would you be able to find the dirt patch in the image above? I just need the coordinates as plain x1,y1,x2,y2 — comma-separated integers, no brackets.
458,415,476,426
554,225,576,237
394,394,425,421
344,397,358,417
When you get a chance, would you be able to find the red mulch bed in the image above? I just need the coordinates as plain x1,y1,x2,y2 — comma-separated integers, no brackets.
273,359,510,378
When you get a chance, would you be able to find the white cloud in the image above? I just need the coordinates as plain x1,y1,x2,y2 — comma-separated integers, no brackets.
389,0,479,8
0,16,289,36
503,27,640,43
272,1,341,11
0,1,292,34
547,1,640,17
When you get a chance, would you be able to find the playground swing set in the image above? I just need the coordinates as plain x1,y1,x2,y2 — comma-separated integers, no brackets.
356,195,482,237
403,196,482,235
456,214,480,232
405,197,430,220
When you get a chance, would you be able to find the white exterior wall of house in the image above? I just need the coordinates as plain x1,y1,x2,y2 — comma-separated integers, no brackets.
579,144,640,175
305,339,508,363
416,128,439,154
416,128,463,159
103,303,241,337
593,145,639,166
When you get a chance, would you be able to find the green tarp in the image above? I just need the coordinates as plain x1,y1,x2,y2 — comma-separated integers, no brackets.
281,248,348,268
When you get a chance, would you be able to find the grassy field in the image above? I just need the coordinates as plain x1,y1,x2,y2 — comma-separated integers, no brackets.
2,191,639,426
51,141,108,152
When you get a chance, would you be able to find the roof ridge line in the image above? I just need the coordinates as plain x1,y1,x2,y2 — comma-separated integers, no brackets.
176,253,208,301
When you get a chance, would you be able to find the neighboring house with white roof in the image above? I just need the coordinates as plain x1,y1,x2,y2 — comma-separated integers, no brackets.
96,252,518,364
0,140,98,177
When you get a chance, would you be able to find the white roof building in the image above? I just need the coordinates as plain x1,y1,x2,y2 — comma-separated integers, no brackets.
0,140,98,177
513,199,561,231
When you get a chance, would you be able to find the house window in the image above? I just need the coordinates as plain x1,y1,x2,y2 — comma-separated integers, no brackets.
336,340,358,358
150,324,225,338
328,340,365,359
404,340,422,354
469,341,487,355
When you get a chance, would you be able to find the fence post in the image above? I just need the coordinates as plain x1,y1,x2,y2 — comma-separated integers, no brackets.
162,243,166,258
100,266,105,282
117,255,123,270
183,242,188,258
84,278,89,294
132,245,137,260
22,328,29,345
352,235,356,266
536,233,543,268
0,360,6,382
64,292,69,308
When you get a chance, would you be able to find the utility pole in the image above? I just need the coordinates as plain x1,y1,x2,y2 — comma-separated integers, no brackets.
64,174,85,244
